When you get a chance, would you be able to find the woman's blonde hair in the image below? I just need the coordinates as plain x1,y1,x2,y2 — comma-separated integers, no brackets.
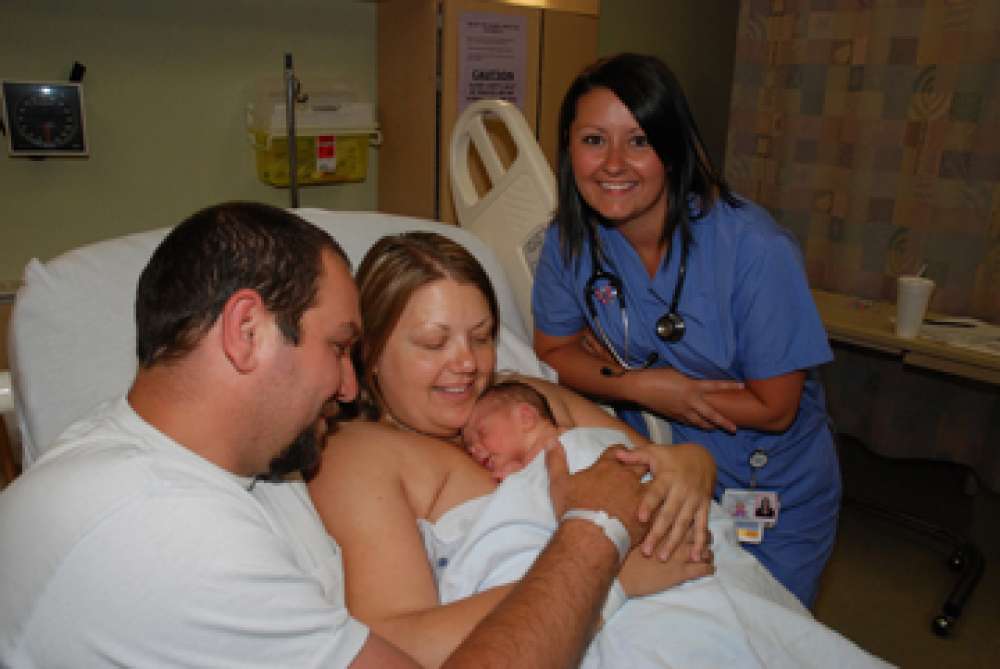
353,232,499,418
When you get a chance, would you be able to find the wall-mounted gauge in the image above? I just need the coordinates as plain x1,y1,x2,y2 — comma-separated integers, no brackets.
2,81,88,157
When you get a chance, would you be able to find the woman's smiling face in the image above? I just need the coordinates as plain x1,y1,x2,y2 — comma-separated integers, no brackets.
374,278,496,438
569,86,668,232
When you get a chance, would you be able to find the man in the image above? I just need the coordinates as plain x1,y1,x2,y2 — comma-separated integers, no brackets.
0,202,650,667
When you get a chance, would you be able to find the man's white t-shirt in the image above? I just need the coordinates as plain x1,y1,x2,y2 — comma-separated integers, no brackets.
0,397,368,668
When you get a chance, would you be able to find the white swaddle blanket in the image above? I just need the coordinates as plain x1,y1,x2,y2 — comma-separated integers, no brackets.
418,426,892,669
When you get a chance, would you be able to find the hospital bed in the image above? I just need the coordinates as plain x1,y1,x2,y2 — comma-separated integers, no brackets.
0,98,648,472
2,103,541,462
3,211,529,470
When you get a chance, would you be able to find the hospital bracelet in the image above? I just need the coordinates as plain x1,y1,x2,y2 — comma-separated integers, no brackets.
561,508,631,564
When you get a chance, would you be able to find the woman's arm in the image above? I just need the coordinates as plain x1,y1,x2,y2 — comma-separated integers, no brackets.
537,328,805,433
618,537,714,598
702,372,804,432
535,328,743,432
350,442,669,668
621,367,805,433
511,372,715,562
309,423,512,668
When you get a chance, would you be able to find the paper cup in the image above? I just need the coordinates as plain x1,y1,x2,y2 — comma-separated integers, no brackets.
895,276,935,338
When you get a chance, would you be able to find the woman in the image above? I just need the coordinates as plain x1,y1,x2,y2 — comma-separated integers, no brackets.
308,232,888,669
308,232,717,667
531,52,840,606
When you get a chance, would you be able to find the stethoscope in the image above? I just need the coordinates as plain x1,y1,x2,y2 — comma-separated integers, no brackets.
584,227,688,376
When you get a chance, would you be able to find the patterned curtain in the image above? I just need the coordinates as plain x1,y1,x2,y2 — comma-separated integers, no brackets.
725,0,999,322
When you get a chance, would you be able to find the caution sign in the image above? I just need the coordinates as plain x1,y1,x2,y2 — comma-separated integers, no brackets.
458,12,527,115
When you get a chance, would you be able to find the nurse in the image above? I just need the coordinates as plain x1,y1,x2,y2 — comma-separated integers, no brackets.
532,52,840,607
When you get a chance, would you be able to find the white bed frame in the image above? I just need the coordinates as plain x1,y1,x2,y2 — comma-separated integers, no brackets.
2,99,670,468
3,211,526,469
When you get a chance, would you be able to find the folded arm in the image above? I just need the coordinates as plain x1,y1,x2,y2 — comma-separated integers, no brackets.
701,373,804,432
536,328,804,433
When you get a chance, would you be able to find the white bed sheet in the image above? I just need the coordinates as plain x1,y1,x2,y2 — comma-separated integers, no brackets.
418,423,892,669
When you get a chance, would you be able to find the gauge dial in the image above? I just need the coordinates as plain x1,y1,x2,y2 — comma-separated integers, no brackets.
15,88,80,148
2,81,87,156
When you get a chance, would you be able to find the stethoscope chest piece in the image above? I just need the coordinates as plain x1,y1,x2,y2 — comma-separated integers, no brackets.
585,226,688,368
655,311,685,343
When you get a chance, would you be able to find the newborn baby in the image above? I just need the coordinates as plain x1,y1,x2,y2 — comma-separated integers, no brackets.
462,379,632,481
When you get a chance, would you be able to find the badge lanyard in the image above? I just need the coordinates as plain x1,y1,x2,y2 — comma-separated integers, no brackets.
749,449,768,488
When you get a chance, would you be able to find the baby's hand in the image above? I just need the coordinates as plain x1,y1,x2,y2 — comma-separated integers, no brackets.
493,461,520,481
541,437,561,453
492,438,560,482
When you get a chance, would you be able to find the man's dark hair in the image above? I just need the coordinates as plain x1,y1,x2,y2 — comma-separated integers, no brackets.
135,202,348,367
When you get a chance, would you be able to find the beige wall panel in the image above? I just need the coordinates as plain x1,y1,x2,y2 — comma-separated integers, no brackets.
538,10,598,171
377,0,439,219
0,302,10,370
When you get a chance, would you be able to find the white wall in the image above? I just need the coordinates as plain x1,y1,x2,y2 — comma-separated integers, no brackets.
0,0,378,285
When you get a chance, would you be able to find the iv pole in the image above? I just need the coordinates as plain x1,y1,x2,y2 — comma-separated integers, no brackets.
284,53,307,208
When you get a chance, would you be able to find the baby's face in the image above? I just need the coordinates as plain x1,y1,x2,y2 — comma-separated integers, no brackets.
462,403,529,481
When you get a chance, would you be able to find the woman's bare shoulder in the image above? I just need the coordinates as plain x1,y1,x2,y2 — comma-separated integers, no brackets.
313,418,484,513
326,420,464,457
315,417,495,521
328,418,409,446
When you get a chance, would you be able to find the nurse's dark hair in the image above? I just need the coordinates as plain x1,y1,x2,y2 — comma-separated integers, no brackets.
353,231,499,419
135,201,348,367
555,52,741,263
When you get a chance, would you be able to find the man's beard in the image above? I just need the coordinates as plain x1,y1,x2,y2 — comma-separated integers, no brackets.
265,422,324,480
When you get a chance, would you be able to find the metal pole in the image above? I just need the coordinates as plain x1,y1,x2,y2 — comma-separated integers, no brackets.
284,53,299,208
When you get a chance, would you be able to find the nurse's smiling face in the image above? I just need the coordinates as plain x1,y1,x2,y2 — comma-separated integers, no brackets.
569,87,668,233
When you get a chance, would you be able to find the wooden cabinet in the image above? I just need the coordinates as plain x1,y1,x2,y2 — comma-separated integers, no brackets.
377,0,599,222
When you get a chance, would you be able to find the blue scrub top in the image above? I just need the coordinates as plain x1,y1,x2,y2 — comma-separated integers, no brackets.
533,197,841,605
532,196,836,505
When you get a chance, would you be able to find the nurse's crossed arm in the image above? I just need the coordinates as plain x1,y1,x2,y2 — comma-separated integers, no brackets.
534,327,744,433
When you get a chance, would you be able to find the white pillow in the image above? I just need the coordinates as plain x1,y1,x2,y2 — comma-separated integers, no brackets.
10,210,528,467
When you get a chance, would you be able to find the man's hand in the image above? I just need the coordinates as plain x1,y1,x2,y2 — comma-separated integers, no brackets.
546,444,648,546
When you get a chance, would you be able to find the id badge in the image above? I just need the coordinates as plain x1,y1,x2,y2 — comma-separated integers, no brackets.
733,520,763,544
722,489,780,542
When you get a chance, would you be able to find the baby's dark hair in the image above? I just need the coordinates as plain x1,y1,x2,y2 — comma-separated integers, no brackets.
478,380,556,425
